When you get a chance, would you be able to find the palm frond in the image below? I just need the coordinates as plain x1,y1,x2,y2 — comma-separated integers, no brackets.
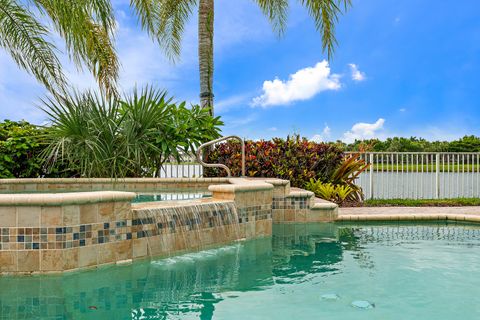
130,0,161,37
131,0,197,61
254,0,289,36
0,0,66,92
34,0,119,97
298,0,351,58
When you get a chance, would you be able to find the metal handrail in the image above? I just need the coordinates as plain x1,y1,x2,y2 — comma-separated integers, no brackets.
196,136,245,177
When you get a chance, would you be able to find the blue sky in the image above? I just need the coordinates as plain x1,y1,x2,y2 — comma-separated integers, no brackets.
1,0,480,142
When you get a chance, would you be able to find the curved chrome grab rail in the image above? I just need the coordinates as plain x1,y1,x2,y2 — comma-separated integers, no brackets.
196,136,245,177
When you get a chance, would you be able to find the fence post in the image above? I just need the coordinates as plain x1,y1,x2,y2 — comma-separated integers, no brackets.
369,153,374,199
435,153,440,199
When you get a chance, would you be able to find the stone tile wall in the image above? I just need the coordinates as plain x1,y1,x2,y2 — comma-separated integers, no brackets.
0,194,134,274
0,178,229,193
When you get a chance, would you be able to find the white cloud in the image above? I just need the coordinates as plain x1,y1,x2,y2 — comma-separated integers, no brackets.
343,118,385,143
223,113,258,128
399,108,406,112
215,94,250,113
349,63,366,82
251,60,341,107
311,125,331,143
0,1,276,123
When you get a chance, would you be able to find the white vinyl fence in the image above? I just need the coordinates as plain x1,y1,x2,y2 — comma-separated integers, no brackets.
158,162,203,178
351,152,480,199
161,152,480,199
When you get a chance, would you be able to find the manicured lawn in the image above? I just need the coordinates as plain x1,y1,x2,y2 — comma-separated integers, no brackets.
364,198,480,207
372,164,480,173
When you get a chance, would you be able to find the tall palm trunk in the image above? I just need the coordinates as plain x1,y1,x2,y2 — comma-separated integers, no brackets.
198,0,214,116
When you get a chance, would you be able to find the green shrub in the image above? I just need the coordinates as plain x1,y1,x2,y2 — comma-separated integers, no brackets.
42,87,223,178
204,135,343,187
305,180,354,204
306,153,369,203
0,120,45,178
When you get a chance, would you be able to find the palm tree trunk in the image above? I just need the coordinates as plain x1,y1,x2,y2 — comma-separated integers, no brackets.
198,0,214,116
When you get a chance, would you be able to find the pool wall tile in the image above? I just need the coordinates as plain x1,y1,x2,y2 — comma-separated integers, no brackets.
115,240,132,261
63,248,78,270
41,207,63,227
40,250,63,271
0,251,16,272
78,246,97,268
98,202,114,220
17,207,41,228
79,204,97,224
0,207,16,227
97,243,116,265
17,251,39,272
132,239,148,259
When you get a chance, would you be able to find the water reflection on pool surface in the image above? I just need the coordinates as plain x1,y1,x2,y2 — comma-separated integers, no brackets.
1,222,480,319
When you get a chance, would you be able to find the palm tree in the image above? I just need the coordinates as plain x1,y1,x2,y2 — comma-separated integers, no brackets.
131,0,351,115
0,0,119,96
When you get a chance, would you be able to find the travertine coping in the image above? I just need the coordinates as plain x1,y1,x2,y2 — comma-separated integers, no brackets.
0,191,136,206
0,177,230,185
132,198,232,210
311,198,338,210
338,206,480,223
208,182,274,193
286,188,315,198
238,178,290,186
337,213,480,223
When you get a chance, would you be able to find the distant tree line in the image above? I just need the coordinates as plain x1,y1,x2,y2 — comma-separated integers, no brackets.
334,136,480,152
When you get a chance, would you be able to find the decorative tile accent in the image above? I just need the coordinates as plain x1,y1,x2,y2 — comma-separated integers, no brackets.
0,220,131,251
273,196,310,210
0,202,272,252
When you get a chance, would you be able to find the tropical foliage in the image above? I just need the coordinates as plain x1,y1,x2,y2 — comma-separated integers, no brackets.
204,135,344,187
129,0,351,113
306,153,369,203
205,140,367,204
0,120,45,178
338,136,480,152
0,0,118,96
304,181,354,205
41,87,223,178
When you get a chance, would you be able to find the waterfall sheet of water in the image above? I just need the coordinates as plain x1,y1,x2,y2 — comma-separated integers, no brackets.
136,201,241,259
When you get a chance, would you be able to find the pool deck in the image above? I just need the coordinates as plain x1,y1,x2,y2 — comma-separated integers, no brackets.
338,206,480,223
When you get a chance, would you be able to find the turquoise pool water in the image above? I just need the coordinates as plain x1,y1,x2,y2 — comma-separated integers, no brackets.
0,191,211,203
133,192,211,203
1,222,480,319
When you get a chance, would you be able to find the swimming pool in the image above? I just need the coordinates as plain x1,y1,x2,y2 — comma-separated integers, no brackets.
1,222,479,319
133,191,211,203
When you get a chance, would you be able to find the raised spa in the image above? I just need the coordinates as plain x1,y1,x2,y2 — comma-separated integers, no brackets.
0,178,337,274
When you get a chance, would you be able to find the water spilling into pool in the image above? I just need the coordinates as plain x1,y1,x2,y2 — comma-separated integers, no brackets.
1,222,480,319
133,192,211,203
134,201,241,256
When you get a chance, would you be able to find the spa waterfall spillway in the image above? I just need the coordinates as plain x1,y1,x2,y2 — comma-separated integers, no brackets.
0,177,338,274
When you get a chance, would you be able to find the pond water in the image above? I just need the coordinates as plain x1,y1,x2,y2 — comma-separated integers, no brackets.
1,222,479,319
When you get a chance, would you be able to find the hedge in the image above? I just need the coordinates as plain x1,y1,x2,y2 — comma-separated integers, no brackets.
204,135,344,188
